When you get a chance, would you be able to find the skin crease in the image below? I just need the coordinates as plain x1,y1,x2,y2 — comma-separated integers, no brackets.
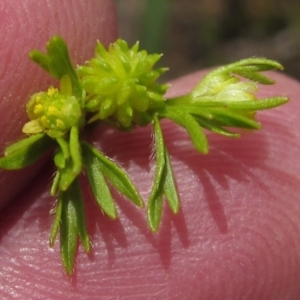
0,2,300,300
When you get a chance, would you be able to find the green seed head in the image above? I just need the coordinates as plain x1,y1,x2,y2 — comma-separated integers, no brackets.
22,86,82,138
78,39,169,128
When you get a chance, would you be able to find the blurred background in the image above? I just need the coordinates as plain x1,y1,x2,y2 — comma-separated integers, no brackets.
114,0,300,80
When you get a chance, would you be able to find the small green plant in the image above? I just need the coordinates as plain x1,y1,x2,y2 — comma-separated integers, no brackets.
0,36,288,274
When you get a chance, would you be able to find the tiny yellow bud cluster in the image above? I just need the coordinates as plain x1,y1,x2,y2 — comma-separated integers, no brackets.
22,86,82,138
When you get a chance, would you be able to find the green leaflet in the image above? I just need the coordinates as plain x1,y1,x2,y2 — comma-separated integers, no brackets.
60,189,78,275
163,149,180,214
82,142,143,208
147,117,165,232
54,149,66,169
167,97,288,111
203,108,261,129
192,116,240,138
222,97,288,110
148,116,180,232
50,170,61,197
160,106,209,154
49,193,62,246
59,178,90,275
4,133,44,156
191,58,284,99
83,147,118,219
0,134,54,169
29,36,83,100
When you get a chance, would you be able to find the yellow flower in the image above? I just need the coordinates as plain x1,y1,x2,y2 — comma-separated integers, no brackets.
22,85,81,138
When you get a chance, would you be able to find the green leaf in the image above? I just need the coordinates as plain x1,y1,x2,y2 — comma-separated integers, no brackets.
148,116,180,232
147,193,164,232
4,133,45,156
193,116,240,137
168,97,288,111
28,51,52,74
83,148,118,219
82,142,143,208
160,106,209,154
230,59,283,84
60,190,78,275
208,108,261,129
148,117,166,232
60,178,90,275
224,97,289,110
49,193,63,246
58,158,77,191
70,178,90,253
0,134,54,169
190,58,284,101
163,149,180,214
29,36,83,99
50,170,61,196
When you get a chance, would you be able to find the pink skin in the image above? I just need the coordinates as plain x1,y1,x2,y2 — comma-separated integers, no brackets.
0,1,300,299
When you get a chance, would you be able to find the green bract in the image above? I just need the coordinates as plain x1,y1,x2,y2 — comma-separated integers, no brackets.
0,36,288,275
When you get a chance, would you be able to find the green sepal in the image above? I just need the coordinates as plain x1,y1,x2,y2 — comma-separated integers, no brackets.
59,178,90,275
83,147,118,219
0,134,54,169
82,142,143,208
148,117,180,232
29,36,83,99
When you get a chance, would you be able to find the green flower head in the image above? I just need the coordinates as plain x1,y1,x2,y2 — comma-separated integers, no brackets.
78,39,169,128
22,77,82,138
